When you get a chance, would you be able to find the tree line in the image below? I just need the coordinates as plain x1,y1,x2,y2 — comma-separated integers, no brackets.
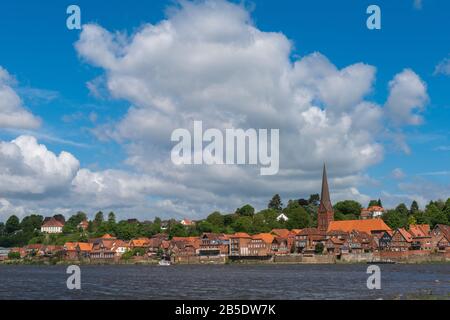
0,195,449,247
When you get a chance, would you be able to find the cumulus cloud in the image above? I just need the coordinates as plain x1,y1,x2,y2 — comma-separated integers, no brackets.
0,66,41,129
385,69,428,126
0,135,80,197
70,0,432,217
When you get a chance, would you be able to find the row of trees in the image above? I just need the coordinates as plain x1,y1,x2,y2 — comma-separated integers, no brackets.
1,196,449,247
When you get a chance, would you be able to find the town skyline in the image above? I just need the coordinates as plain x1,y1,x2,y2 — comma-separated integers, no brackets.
0,0,449,221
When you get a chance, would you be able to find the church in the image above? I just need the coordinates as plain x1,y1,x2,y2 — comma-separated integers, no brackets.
295,164,391,254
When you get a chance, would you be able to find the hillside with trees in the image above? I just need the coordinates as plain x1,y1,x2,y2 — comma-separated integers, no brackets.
0,195,449,247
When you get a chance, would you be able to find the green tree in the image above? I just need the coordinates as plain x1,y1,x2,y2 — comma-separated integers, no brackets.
236,204,255,217
206,212,224,229
368,199,379,207
383,209,408,229
108,212,116,224
285,206,311,229
20,215,43,233
314,242,324,254
232,216,252,233
395,203,409,216
308,194,320,206
268,194,283,211
8,251,21,260
5,215,20,234
444,198,450,222
334,200,362,217
410,200,420,215
93,211,104,228
426,203,448,227
63,212,87,233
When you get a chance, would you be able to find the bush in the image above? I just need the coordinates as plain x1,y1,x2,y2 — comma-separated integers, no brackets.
8,251,21,260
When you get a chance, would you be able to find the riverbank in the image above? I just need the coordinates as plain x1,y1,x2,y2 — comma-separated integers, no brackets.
2,252,449,265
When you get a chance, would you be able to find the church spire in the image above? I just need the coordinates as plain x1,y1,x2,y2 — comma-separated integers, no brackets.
319,164,333,213
318,164,334,232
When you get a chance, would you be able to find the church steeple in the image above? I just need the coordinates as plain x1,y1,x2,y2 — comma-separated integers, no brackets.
318,164,334,232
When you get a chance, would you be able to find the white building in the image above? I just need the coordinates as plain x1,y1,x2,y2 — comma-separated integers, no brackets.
41,217,64,234
276,213,289,222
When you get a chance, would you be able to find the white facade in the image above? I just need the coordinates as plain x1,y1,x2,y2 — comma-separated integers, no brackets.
40,226,63,234
276,213,289,222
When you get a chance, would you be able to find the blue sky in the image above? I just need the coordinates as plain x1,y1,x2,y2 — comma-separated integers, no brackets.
0,0,449,220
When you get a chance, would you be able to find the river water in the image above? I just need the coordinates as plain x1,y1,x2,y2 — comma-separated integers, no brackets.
0,264,448,299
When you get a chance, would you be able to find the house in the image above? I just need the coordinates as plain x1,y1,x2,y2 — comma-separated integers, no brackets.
390,228,413,252
378,231,393,251
276,213,289,222
41,217,64,234
408,224,432,250
271,237,290,255
169,238,199,256
198,233,228,256
112,240,130,257
78,220,89,231
90,238,116,259
249,233,274,256
360,206,385,219
229,232,252,256
325,237,346,255
64,242,79,260
431,224,450,252
181,219,195,226
295,228,326,253
0,247,10,261
77,242,93,258
129,238,151,249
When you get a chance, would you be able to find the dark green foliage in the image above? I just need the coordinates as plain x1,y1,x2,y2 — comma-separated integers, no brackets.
334,200,362,218
268,194,282,211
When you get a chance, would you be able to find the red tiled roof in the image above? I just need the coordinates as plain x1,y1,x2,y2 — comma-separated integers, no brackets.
252,233,275,244
77,243,93,251
328,219,391,234
42,217,64,228
270,229,290,238
397,228,413,242
230,232,251,238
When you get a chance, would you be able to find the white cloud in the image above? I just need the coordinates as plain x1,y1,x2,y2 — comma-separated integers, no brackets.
0,66,41,129
70,0,432,218
0,135,79,196
434,57,450,76
385,69,428,126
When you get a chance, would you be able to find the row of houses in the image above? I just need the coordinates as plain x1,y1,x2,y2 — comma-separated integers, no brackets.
4,223,449,262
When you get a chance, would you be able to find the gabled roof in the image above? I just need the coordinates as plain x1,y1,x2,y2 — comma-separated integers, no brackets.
42,217,64,228
77,242,93,251
396,228,413,242
252,233,275,244
64,242,78,251
270,229,290,238
327,219,391,234
367,206,384,212
408,224,430,238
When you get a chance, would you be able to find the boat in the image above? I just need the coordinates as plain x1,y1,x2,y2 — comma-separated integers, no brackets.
367,259,396,264
158,259,171,266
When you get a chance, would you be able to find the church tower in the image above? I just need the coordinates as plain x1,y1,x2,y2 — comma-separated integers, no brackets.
317,164,334,232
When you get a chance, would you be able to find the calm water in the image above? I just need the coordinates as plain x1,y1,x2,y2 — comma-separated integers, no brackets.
0,264,449,300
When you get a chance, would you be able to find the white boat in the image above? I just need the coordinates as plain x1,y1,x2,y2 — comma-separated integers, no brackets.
158,259,171,266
